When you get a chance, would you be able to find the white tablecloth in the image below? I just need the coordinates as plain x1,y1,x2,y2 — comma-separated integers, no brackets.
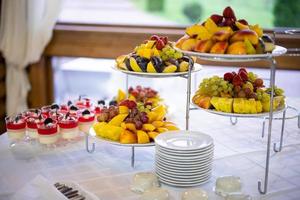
1,98,300,200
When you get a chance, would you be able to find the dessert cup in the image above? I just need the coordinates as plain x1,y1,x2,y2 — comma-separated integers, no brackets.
78,110,95,134
22,108,41,119
5,116,26,141
37,119,59,145
26,116,44,139
75,98,92,110
58,116,79,140
130,172,160,194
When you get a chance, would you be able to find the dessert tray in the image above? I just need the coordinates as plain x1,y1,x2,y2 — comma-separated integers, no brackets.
176,45,287,62
89,127,155,147
192,103,287,118
112,63,202,77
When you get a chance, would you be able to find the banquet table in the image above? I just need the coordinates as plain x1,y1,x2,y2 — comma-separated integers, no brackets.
1,105,300,200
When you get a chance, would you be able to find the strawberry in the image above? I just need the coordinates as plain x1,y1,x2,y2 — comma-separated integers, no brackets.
223,6,236,21
238,67,248,74
150,35,160,41
130,89,139,98
156,39,165,50
119,99,130,107
232,75,243,86
210,14,223,24
160,36,168,45
224,18,235,27
127,101,137,109
238,70,248,82
238,19,248,25
224,72,234,82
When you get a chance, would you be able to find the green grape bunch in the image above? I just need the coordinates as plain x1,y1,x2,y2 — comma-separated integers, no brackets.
198,76,233,97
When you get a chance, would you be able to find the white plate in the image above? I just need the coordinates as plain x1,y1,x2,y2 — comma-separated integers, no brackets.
156,146,214,157
156,143,214,154
156,170,211,182
156,169,212,181
158,176,211,187
155,131,213,151
156,156,213,167
155,158,212,171
112,63,202,77
193,103,286,118
156,149,214,160
156,161,212,174
156,154,213,165
175,45,287,62
89,128,155,147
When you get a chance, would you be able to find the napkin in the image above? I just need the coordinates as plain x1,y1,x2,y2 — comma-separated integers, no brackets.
11,175,67,200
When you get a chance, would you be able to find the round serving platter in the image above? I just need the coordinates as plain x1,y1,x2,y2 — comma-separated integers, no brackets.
191,103,287,118
155,131,214,151
175,45,287,62
112,63,202,78
89,128,155,147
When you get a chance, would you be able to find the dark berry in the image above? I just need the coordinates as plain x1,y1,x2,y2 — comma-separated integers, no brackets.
44,118,53,125
98,100,105,105
70,105,78,111
109,100,118,106
82,109,90,115
67,100,72,106
51,104,60,110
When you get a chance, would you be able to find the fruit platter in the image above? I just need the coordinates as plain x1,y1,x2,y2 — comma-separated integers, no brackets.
192,67,286,117
175,7,286,61
115,35,202,77
91,86,179,145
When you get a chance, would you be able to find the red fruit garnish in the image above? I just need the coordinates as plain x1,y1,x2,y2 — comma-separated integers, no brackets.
119,99,130,107
238,19,248,25
238,70,248,82
254,78,264,87
150,35,160,41
232,75,243,86
223,6,236,21
238,67,248,74
224,72,234,82
210,14,223,24
160,36,168,45
127,101,137,109
130,89,139,98
156,39,165,50
136,85,142,92
224,18,235,27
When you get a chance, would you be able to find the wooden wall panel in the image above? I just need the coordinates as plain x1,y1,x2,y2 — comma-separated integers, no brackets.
45,24,300,70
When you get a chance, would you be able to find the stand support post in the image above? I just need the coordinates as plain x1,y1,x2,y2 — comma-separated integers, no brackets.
85,134,95,153
185,65,192,130
258,57,276,194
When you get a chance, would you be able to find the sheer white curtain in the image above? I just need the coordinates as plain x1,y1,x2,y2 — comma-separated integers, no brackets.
0,0,62,116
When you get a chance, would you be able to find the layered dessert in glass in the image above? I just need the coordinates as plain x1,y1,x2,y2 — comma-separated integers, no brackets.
58,115,79,140
5,115,26,141
78,109,95,133
37,118,59,145
26,116,44,139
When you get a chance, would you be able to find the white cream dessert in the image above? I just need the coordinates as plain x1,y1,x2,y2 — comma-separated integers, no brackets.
26,116,44,139
78,109,95,134
130,172,160,194
182,189,209,200
215,176,242,196
58,115,79,139
37,118,59,144
5,115,26,140
140,188,169,200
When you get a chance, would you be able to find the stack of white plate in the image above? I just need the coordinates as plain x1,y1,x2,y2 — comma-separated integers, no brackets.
154,131,214,187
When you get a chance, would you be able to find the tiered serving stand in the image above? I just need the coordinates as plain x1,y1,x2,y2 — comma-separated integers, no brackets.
179,45,288,194
85,64,203,168
84,40,299,194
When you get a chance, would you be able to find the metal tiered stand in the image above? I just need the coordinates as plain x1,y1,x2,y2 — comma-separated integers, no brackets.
179,45,288,194
85,64,203,168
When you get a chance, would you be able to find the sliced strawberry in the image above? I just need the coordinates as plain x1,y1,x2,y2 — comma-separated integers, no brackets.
150,35,160,41
210,14,223,24
223,6,236,21
156,39,165,50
